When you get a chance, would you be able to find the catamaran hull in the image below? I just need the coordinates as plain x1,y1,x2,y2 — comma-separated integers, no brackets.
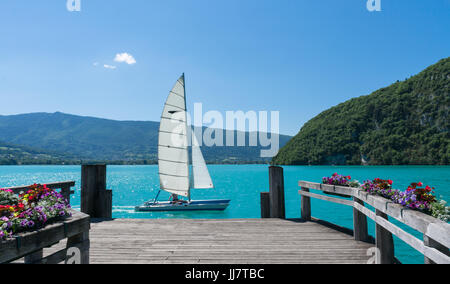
135,200,231,212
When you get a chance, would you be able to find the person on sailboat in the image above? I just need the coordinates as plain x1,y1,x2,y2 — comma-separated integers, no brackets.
170,194,187,204
170,194,179,202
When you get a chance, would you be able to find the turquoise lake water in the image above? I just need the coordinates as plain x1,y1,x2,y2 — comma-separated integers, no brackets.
0,165,448,264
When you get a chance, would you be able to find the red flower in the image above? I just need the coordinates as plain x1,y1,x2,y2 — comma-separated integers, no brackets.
388,180,393,185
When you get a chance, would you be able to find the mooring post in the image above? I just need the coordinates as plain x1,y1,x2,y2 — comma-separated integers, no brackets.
81,164,112,218
269,166,285,219
260,192,270,218
375,209,395,264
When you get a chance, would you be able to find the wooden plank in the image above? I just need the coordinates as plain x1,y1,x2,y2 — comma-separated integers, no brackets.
10,216,377,264
298,181,321,190
320,183,335,194
84,218,373,264
298,190,353,207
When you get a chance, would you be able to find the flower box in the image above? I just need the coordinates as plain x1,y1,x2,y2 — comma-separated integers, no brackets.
0,209,90,264
1,184,73,241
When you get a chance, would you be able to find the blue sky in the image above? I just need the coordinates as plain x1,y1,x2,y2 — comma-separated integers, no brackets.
0,0,449,135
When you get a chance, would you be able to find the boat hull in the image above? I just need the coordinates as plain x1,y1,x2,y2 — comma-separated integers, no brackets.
135,199,231,212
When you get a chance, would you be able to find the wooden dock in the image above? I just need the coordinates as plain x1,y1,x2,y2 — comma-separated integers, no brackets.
31,218,372,264
5,166,449,264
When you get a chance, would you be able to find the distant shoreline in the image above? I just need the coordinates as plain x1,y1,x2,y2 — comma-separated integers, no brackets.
0,163,447,167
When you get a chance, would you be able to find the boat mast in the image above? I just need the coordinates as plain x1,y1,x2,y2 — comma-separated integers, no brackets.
183,73,192,202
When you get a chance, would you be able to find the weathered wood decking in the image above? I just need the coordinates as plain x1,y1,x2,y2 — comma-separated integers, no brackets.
39,218,372,264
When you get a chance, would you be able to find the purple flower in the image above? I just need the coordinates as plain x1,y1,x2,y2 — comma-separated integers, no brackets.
27,220,35,228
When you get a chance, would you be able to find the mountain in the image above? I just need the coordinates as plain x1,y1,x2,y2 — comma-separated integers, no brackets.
0,112,292,164
272,57,450,165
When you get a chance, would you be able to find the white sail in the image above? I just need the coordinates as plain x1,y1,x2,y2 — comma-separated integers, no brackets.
158,74,190,197
191,129,214,189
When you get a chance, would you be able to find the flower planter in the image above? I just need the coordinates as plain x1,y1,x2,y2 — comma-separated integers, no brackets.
0,209,90,264
1,184,73,240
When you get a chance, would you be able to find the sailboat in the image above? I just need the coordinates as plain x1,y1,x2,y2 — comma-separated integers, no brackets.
135,74,231,212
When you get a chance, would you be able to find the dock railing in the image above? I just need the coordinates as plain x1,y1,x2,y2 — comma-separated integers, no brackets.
298,181,450,264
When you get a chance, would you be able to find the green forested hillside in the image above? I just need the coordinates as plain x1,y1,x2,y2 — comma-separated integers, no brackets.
0,112,291,164
272,58,450,165
0,141,75,165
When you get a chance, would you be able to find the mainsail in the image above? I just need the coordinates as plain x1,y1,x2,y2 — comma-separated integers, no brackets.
191,130,214,189
158,74,190,197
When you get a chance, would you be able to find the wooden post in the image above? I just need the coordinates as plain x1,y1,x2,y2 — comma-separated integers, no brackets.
375,210,395,264
260,192,270,218
423,235,449,264
66,232,90,264
81,164,111,218
353,197,368,242
269,166,285,219
300,187,311,221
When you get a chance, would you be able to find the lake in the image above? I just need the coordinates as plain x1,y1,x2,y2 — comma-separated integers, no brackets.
0,165,448,264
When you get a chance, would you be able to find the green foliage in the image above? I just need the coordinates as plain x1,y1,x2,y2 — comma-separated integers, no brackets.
0,189,18,206
430,200,450,222
273,58,450,165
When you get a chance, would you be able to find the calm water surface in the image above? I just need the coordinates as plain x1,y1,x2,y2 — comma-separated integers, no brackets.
0,165,448,264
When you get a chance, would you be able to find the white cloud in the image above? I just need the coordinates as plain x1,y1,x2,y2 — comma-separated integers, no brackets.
93,62,99,67
114,53,136,65
103,64,117,69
